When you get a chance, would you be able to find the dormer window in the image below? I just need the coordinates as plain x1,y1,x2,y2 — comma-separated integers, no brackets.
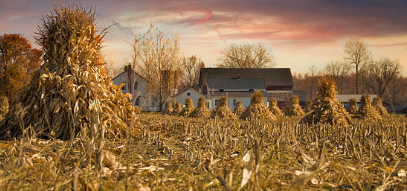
187,93,191,96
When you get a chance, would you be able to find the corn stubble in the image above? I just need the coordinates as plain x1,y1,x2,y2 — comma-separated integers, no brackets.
0,4,134,140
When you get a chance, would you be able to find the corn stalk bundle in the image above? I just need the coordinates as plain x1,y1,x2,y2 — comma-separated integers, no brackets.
241,91,275,121
348,98,359,115
162,101,173,115
305,99,313,112
301,78,351,125
190,97,210,118
0,4,134,140
372,97,388,116
233,101,245,117
285,95,305,116
211,96,234,118
0,96,9,121
358,95,381,120
172,102,183,116
268,98,283,116
180,98,195,117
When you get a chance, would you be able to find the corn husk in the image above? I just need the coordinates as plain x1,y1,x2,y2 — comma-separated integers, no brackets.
285,95,305,116
301,78,351,125
233,101,245,117
180,98,194,117
0,96,8,121
172,102,183,116
162,101,173,115
0,4,134,140
268,98,283,116
211,96,234,118
305,99,313,112
372,97,388,116
358,95,381,120
190,97,210,118
241,91,275,121
348,98,358,115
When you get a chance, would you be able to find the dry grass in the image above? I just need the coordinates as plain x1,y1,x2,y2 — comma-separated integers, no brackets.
241,91,275,121
358,95,382,120
373,97,389,116
211,96,234,118
233,101,245,117
180,98,195,117
190,97,210,118
172,102,183,116
285,95,305,116
162,101,174,115
301,78,351,125
268,98,283,117
348,98,359,115
1,113,406,190
0,4,134,140
0,96,8,121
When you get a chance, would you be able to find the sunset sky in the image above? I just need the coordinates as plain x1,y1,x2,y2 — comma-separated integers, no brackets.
1,0,406,76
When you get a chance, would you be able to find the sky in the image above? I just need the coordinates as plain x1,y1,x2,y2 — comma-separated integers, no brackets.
1,0,407,76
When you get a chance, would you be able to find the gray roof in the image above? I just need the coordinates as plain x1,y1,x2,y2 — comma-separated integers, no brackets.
207,78,265,90
200,68,293,88
336,94,377,103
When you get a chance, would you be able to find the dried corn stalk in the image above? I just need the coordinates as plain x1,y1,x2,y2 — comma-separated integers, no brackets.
268,98,283,116
348,98,358,115
241,91,275,120
372,97,388,116
301,78,351,125
305,99,313,112
172,102,183,116
285,95,305,116
162,101,173,115
190,97,210,118
211,96,234,118
0,96,8,121
233,101,245,117
180,98,194,117
0,4,134,140
358,95,381,120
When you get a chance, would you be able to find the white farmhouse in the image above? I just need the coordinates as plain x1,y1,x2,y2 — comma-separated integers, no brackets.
112,65,159,111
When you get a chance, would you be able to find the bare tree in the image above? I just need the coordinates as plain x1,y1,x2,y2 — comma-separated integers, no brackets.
344,39,372,94
135,28,181,111
308,65,319,100
324,60,352,94
180,55,205,90
364,57,401,99
217,43,274,68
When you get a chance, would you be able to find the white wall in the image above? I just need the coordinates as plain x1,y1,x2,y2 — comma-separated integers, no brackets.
112,71,156,111
174,89,203,107
207,96,269,110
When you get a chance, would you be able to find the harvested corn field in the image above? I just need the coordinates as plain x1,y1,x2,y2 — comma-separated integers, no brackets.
1,113,407,190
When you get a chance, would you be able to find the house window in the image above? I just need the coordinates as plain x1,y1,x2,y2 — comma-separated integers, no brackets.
135,97,140,106
134,81,138,91
215,99,218,106
233,99,236,106
219,89,224,92
187,93,191,96
249,89,254,92
121,82,127,91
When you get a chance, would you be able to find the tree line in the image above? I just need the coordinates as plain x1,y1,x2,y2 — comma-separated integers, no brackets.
1,30,405,112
